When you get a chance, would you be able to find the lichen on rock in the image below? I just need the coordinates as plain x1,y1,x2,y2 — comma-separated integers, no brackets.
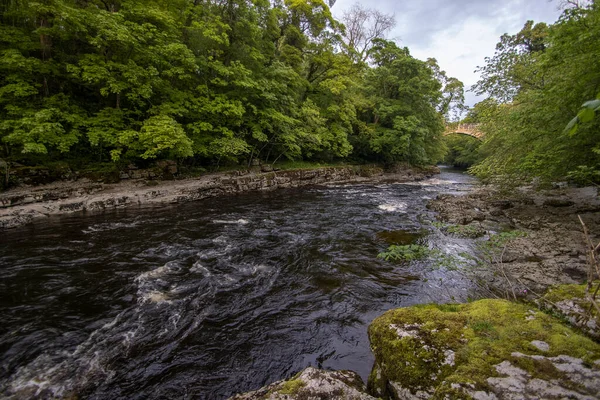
368,299,600,399
228,367,376,400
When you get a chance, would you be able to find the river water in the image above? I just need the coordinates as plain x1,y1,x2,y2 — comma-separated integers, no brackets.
0,167,477,399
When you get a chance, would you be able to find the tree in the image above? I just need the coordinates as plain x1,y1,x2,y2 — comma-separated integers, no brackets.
359,39,445,165
426,58,466,121
472,21,549,103
470,1,600,184
340,3,395,63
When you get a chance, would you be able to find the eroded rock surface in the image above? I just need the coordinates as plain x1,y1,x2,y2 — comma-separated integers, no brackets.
228,367,376,400
368,299,600,400
0,165,440,229
427,186,600,293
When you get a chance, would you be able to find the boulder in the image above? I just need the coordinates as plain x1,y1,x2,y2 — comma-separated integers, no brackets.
229,367,376,400
368,299,600,399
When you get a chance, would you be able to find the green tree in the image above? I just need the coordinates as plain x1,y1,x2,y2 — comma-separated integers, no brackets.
470,1,600,184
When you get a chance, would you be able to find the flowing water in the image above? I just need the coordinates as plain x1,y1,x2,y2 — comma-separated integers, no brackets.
0,167,477,399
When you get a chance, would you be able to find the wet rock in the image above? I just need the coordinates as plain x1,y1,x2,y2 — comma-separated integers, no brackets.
543,198,575,207
490,200,514,210
368,299,600,400
228,367,376,400
426,186,600,294
444,223,486,239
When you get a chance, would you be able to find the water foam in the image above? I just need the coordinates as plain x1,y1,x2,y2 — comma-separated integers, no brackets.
377,201,407,212
212,219,250,225
190,261,212,276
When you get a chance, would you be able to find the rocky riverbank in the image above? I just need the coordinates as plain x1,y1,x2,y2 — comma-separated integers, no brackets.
427,184,600,294
227,182,600,400
229,292,600,400
0,165,439,229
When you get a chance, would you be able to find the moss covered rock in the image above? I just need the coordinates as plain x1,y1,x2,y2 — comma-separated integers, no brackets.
539,283,600,340
368,299,600,399
228,367,376,400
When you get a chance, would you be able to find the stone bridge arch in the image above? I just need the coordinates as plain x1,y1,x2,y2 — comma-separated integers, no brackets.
443,123,484,139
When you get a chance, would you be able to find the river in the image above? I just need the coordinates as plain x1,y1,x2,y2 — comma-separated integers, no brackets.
0,167,477,399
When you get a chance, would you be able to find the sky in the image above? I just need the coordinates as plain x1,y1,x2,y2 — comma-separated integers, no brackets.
331,0,563,107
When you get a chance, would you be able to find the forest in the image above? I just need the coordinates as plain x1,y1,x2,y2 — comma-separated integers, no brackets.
0,0,464,179
1,0,599,187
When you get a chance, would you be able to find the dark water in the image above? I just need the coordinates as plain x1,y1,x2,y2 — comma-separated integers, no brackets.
0,167,476,399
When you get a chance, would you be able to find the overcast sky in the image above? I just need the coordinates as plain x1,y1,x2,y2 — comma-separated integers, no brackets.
331,0,563,107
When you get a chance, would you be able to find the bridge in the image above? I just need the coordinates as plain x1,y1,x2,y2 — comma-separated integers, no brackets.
443,123,483,139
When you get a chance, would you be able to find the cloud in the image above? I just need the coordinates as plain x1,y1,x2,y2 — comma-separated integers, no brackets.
332,0,562,106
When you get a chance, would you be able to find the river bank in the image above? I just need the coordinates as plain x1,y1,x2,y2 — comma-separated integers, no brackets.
227,180,600,400
0,164,439,229
427,184,600,294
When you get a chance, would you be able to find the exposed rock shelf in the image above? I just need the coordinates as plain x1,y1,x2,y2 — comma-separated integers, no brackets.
367,299,600,399
228,367,376,400
1,165,441,229
427,185,600,293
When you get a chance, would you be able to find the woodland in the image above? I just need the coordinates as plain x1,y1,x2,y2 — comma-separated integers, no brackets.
0,0,599,186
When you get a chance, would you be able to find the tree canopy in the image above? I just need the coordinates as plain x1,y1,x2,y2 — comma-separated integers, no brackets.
0,0,462,175
469,0,600,185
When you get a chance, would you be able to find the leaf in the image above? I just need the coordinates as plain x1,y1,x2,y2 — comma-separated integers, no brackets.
577,107,596,123
564,116,579,136
582,99,600,110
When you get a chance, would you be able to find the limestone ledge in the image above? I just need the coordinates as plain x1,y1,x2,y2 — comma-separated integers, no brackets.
367,299,600,400
0,167,366,229
228,367,375,400
1,165,440,229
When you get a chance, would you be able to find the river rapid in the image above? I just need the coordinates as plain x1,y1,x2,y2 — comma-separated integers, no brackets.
0,167,477,399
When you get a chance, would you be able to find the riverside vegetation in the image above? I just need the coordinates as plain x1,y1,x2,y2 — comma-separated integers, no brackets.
1,0,600,399
0,0,464,190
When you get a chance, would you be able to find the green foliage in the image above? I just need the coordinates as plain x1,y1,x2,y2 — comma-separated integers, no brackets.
0,0,456,174
566,165,600,186
442,134,481,168
378,244,435,262
470,3,600,184
357,39,447,166
446,224,485,239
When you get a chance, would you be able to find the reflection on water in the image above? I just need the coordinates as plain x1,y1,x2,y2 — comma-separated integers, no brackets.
0,167,476,399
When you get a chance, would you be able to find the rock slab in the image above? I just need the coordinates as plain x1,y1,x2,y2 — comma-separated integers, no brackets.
228,367,376,400
368,299,600,399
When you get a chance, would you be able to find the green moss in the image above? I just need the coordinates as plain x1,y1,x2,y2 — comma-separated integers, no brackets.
278,379,306,395
367,363,387,398
540,282,600,340
368,299,600,399
544,283,588,303
446,224,485,239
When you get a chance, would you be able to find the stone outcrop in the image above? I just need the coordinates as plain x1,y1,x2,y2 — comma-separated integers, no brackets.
426,186,600,293
0,164,447,230
228,367,376,400
0,167,375,229
368,299,600,400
